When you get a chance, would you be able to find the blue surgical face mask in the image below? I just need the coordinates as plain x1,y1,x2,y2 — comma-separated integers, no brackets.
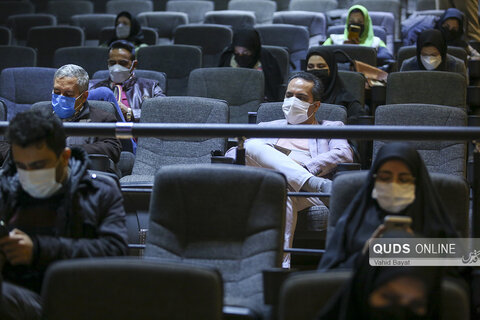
51,92,82,119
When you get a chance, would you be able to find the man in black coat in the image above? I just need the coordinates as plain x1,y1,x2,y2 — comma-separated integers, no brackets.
0,109,128,319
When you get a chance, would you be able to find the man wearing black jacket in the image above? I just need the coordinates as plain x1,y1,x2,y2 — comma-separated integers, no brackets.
0,109,128,319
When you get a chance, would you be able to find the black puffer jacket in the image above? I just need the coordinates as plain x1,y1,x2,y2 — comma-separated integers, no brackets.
0,147,128,292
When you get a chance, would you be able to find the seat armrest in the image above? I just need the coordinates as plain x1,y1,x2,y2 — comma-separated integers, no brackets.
223,306,258,320
263,268,295,305
248,112,257,124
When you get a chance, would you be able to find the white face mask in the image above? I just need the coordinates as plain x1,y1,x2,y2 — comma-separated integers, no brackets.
420,55,442,70
109,64,132,84
116,23,130,39
17,167,63,199
371,181,415,214
282,96,313,124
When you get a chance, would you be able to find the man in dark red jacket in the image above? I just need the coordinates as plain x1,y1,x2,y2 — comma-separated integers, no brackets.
0,109,128,319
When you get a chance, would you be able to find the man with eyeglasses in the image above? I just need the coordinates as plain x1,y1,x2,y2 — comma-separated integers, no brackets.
89,40,165,122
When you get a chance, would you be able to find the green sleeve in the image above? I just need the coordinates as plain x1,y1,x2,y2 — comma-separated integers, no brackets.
323,38,333,46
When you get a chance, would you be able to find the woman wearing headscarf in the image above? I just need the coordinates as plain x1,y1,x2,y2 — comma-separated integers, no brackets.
305,47,366,122
323,5,394,66
318,243,443,320
105,11,146,50
435,8,480,58
400,29,467,76
319,142,458,271
219,28,283,102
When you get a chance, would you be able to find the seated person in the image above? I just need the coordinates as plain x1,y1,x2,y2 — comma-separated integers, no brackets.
53,64,121,165
89,40,165,121
0,109,127,319
104,11,146,50
318,241,443,319
319,142,458,271
436,8,480,58
305,46,367,122
400,29,467,76
225,72,353,267
219,28,283,102
323,5,394,66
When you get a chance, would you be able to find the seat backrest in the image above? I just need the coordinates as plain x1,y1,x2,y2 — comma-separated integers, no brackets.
99,26,158,45
256,102,347,124
416,0,436,10
7,13,57,44
353,0,400,14
0,26,11,45
0,1,34,25
327,24,387,44
204,10,256,29
273,11,327,39
42,258,224,320
0,67,57,120
105,0,153,17
373,104,467,177
166,0,213,24
317,44,377,66
0,99,7,121
46,0,94,24
262,45,289,83
187,67,264,123
92,69,167,93
137,11,188,40
54,46,109,77
71,14,116,41
174,24,232,68
288,0,337,12
136,44,201,96
128,97,228,177
145,164,286,312
228,0,277,24
386,71,467,109
0,45,36,72
278,270,470,320
397,45,468,68
256,24,309,71
27,26,85,67
337,70,366,106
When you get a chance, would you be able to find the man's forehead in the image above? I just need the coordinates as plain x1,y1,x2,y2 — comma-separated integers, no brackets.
11,142,56,160
287,78,313,91
110,48,132,59
54,77,78,88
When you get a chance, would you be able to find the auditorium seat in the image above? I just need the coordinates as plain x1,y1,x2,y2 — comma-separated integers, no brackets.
54,46,109,77
7,13,57,46
288,0,337,12
0,27,11,45
46,0,94,25
204,10,256,30
0,1,34,26
262,45,289,84
397,45,468,68
273,11,327,47
145,164,286,318
228,0,277,25
0,46,36,72
137,11,188,44
187,67,264,123
338,70,366,107
71,13,116,46
166,0,214,24
105,0,154,17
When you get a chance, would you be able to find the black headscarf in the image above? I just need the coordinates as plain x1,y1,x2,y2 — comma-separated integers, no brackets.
416,29,448,71
319,142,458,270
108,11,145,46
436,8,467,49
219,28,283,101
318,233,443,320
305,47,365,120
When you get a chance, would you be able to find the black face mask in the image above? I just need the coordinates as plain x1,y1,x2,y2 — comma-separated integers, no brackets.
307,69,330,89
441,26,461,42
370,305,427,320
348,23,365,37
234,54,257,68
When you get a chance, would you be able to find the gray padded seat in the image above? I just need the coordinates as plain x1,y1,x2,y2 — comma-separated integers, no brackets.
135,44,201,95
0,27,11,45
0,1,34,25
314,44,377,66
386,71,467,109
187,67,264,123
288,0,337,12
397,45,468,68
204,10,256,30
256,24,309,71
137,12,188,44
174,24,232,68
54,46,109,77
120,97,228,184
0,46,36,72
42,258,224,320
279,271,470,320
273,11,327,47
0,100,6,121
145,164,286,316
0,67,56,120
374,104,468,178
338,70,365,107
27,26,85,68
7,13,57,46
92,69,167,93
106,0,154,17
416,0,436,11
262,45,289,83
228,0,277,25
71,14,116,46
166,1,213,24
46,0,94,25
99,26,158,46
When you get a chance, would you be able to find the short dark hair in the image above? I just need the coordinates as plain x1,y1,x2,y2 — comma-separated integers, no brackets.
287,71,324,102
109,40,136,61
8,109,66,157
